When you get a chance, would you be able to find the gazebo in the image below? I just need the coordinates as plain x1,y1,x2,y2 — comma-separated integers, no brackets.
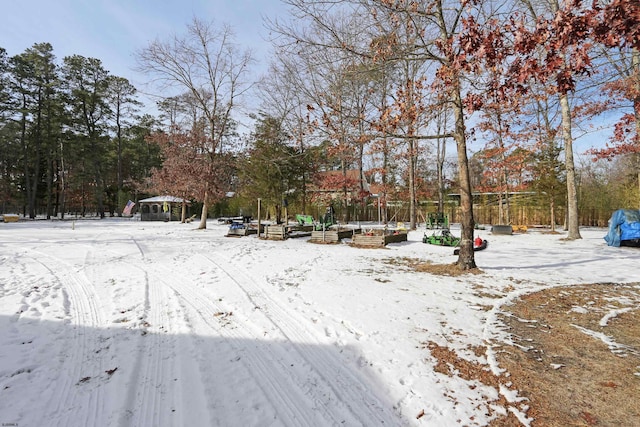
138,196,190,222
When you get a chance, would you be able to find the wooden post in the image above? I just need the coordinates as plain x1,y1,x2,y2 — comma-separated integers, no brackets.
257,198,262,238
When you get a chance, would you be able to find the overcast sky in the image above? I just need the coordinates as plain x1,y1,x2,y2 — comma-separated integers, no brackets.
1,0,287,116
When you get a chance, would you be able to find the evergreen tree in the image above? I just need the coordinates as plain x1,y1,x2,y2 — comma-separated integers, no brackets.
239,114,306,223
61,55,112,217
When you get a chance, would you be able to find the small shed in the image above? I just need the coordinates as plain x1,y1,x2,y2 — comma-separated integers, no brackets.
139,196,190,222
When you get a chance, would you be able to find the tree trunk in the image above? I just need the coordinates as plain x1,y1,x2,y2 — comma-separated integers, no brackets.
341,158,350,223
198,191,208,229
59,140,66,220
408,138,417,230
436,116,446,215
359,146,366,221
117,113,123,217
633,49,640,208
300,131,308,214
19,99,38,219
93,163,105,219
452,83,476,269
46,156,53,219
495,111,511,225
560,93,582,239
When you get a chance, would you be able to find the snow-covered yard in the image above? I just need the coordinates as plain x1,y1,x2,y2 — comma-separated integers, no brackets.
0,219,638,426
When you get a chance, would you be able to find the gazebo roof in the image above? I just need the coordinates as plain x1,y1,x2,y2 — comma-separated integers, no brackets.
138,195,189,204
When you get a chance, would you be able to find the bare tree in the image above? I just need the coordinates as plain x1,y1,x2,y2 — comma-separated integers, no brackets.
136,18,253,229
268,0,479,268
258,56,318,213
588,46,640,206
370,0,479,267
266,10,380,222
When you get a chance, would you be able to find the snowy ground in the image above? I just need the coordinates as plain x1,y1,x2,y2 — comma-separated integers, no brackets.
0,219,638,426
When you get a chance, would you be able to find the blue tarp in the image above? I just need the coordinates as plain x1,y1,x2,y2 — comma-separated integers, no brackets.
604,209,640,247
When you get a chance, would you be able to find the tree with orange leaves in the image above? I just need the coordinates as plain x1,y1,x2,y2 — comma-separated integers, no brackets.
147,127,235,225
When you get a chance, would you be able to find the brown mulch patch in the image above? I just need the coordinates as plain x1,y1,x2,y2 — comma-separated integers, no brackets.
490,284,640,426
421,282,640,426
402,259,640,425
388,258,484,276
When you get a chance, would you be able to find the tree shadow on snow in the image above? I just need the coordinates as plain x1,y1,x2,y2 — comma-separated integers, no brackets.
0,314,403,427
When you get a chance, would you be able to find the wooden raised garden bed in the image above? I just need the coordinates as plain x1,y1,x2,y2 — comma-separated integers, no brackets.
263,224,313,240
2,214,19,223
264,225,288,240
226,225,257,237
352,230,408,248
309,227,361,244
226,222,263,237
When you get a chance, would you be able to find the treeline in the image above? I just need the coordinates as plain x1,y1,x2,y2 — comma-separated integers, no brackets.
0,43,162,218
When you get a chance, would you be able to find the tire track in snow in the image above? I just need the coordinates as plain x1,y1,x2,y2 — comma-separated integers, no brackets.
199,252,402,426
43,234,200,427
83,235,192,427
25,249,107,427
104,235,217,427
142,255,325,426
117,270,182,427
